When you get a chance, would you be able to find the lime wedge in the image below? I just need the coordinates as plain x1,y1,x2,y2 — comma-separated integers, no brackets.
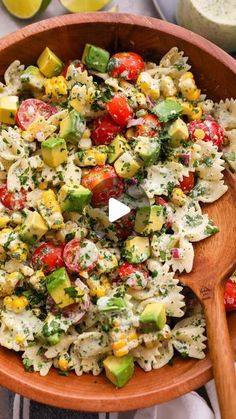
2,0,51,19
60,0,111,13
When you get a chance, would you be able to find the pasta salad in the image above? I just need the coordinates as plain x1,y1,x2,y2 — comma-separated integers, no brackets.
0,44,234,387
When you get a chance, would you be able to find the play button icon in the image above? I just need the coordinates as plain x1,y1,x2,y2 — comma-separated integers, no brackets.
108,198,131,223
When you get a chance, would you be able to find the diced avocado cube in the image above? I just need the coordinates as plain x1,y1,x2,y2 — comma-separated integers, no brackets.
98,296,126,312
123,236,150,264
140,302,166,331
134,136,161,166
152,99,183,123
41,137,68,168
0,96,19,125
114,151,142,179
108,135,130,164
37,47,63,78
103,355,134,388
46,267,74,308
60,109,86,143
58,184,92,213
19,211,48,244
20,65,45,91
75,146,107,166
168,118,189,147
134,205,164,236
82,44,110,73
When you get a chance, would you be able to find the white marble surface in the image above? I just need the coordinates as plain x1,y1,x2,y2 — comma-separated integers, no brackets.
0,0,159,38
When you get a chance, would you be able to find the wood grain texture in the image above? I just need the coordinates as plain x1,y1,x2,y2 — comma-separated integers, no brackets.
180,170,236,419
0,12,235,413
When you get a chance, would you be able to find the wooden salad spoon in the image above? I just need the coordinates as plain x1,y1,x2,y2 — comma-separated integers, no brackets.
180,169,236,419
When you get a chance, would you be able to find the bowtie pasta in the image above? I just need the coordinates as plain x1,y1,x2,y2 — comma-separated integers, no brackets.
0,44,233,387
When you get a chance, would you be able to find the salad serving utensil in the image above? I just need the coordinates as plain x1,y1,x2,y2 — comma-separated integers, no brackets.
180,169,236,419
0,12,235,415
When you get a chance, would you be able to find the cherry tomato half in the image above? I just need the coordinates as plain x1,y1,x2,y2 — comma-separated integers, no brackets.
60,60,86,78
32,243,64,274
188,118,224,149
224,278,236,312
179,172,195,193
91,115,122,146
81,165,124,206
0,184,26,210
133,114,162,137
106,94,133,127
63,239,81,273
108,52,145,81
63,239,98,273
117,262,149,290
114,209,136,240
16,99,57,130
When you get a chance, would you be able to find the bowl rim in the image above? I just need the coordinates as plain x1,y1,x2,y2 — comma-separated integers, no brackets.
0,12,235,412
0,12,235,74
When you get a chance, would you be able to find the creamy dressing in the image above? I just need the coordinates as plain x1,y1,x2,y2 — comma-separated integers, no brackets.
192,0,236,24
177,0,236,52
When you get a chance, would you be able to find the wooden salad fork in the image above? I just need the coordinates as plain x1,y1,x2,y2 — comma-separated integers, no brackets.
180,170,236,419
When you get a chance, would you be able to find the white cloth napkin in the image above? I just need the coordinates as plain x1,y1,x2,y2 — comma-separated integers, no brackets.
102,375,223,419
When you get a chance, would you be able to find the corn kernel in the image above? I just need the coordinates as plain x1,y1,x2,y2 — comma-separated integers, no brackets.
37,189,64,230
15,334,25,344
83,128,91,139
44,76,68,97
3,296,13,308
39,181,48,190
171,187,187,207
193,128,205,140
76,147,107,166
135,92,147,108
8,241,28,262
160,76,177,97
125,128,135,140
181,102,202,121
114,347,129,357
128,332,138,342
58,357,69,371
137,72,160,100
12,296,29,312
113,340,127,351
0,215,10,228
179,72,200,102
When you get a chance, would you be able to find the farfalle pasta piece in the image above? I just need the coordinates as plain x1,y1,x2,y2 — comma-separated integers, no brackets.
0,310,43,352
23,345,52,376
191,178,228,203
141,161,189,198
147,47,191,79
151,233,194,273
73,331,111,358
195,140,225,181
7,158,34,192
0,127,26,162
132,340,174,371
70,346,104,376
213,98,236,131
66,65,94,89
0,60,24,97
172,314,206,359
223,129,236,172
44,334,77,359
172,197,219,242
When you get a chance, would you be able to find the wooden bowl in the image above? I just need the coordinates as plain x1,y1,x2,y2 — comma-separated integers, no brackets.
0,13,235,412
